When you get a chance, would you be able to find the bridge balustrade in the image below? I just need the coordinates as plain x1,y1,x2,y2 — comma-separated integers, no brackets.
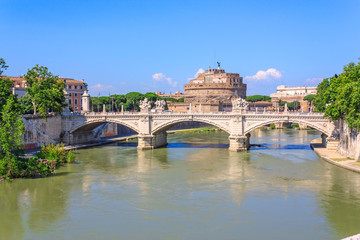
68,110,325,116
62,110,335,152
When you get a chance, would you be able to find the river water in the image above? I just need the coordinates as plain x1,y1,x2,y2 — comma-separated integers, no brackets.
1,129,360,240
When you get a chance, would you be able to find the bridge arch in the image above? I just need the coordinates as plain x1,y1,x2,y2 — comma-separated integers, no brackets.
244,119,330,136
151,118,231,135
70,119,140,134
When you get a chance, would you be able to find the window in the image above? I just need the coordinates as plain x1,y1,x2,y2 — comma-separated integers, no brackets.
75,107,78,111
69,99,72,105
68,93,71,97
81,86,83,89
75,99,78,105
75,93,78,97
81,99,82,104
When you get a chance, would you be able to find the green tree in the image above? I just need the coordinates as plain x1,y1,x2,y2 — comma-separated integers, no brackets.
24,65,66,117
246,95,271,102
144,92,160,102
313,78,330,112
19,93,34,115
280,100,287,107
287,101,300,111
0,58,8,76
326,62,360,128
303,94,315,103
0,96,25,177
313,60,360,129
163,97,178,102
0,59,25,178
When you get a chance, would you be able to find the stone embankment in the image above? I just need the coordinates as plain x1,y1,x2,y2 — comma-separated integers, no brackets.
22,115,62,149
22,116,128,149
311,119,360,172
337,119,360,161
311,138,360,173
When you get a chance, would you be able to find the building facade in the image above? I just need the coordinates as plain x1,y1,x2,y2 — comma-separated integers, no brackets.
7,76,86,112
8,76,27,98
155,91,184,99
168,65,247,112
63,78,86,112
270,85,317,112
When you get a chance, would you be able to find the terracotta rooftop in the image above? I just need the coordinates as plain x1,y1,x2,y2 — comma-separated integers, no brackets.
60,78,84,84
3,76,84,84
5,76,25,81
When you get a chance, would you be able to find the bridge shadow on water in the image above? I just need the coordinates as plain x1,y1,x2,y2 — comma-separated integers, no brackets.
167,142,229,149
112,141,311,150
250,143,312,150
113,141,229,149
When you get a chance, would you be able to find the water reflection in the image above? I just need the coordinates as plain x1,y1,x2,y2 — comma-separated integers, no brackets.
0,171,72,240
317,165,360,238
1,129,360,239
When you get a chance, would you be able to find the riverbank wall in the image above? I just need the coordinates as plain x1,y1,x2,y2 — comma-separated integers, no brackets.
22,116,119,149
311,139,360,173
22,115,62,149
337,119,360,161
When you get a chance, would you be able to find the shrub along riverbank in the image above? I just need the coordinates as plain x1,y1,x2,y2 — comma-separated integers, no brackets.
0,144,75,181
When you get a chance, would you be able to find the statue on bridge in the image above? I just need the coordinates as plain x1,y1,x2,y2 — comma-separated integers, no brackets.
155,99,166,112
139,98,151,112
232,98,249,112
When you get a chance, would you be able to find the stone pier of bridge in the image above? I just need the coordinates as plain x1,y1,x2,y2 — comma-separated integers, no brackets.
137,132,168,150
228,133,251,152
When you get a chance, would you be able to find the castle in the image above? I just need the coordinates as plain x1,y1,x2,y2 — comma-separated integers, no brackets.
168,63,247,112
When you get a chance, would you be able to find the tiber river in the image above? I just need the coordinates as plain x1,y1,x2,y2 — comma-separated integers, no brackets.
1,128,360,240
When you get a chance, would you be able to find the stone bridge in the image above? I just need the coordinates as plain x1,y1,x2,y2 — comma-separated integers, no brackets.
61,111,338,151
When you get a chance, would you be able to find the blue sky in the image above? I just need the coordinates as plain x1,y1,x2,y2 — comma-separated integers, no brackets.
1,0,360,96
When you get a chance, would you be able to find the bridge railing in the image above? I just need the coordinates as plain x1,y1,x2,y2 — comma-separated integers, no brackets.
62,111,325,117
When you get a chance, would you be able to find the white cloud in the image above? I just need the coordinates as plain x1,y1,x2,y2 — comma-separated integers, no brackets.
305,78,323,84
194,68,204,78
187,68,205,81
89,84,115,94
152,73,165,81
245,68,282,81
152,72,177,87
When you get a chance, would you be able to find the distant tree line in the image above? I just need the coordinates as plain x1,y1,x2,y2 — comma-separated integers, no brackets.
90,92,184,112
246,95,271,102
